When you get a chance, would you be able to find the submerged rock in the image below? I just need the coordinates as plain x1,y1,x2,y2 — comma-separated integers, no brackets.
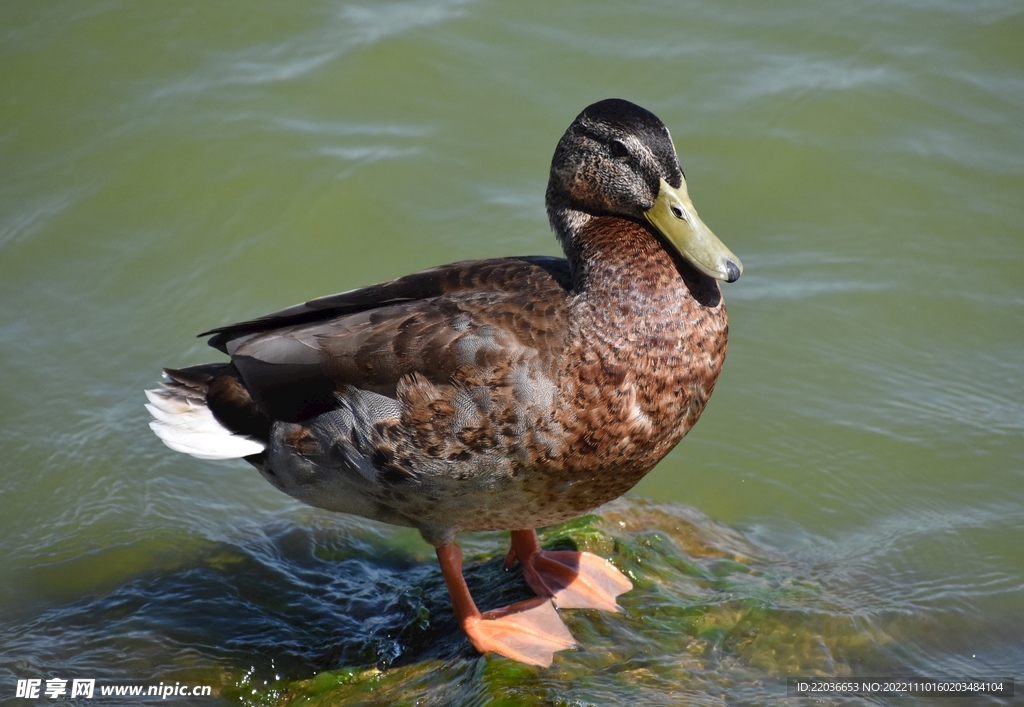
221,498,905,707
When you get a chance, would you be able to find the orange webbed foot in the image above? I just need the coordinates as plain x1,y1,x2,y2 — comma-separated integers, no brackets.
505,529,633,611
436,542,576,667
463,597,576,667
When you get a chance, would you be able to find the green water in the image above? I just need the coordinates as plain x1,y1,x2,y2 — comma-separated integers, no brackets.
2,1,1022,705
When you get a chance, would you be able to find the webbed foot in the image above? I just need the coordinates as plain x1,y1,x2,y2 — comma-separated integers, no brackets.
436,542,576,667
504,529,632,611
464,597,575,667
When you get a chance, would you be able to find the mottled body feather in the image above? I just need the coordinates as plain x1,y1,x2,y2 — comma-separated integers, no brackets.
149,99,732,549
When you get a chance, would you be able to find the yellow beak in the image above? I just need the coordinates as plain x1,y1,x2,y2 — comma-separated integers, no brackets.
644,178,742,282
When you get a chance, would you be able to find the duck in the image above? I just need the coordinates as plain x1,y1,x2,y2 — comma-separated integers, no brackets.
145,98,742,667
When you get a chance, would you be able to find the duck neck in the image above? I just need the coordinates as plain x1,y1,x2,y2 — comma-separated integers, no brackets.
548,206,592,270
557,211,674,296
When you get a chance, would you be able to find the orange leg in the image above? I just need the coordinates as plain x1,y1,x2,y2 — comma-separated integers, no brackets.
503,529,633,611
436,543,575,667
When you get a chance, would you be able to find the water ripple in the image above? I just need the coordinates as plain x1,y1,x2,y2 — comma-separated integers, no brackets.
152,0,478,98
0,192,82,251
737,56,898,100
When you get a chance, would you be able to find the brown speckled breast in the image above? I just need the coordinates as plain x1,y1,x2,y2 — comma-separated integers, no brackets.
460,216,727,530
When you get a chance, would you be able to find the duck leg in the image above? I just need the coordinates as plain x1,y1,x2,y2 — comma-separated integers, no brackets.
503,529,632,612
436,543,575,667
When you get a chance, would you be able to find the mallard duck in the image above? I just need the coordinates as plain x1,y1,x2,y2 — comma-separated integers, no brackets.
145,98,741,666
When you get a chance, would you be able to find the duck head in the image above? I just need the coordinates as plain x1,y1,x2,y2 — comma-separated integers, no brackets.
546,98,742,283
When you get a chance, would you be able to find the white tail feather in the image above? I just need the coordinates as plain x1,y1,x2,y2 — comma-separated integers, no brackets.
145,387,264,460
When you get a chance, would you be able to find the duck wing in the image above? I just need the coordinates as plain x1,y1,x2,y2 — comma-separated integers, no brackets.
202,256,570,351
204,256,572,423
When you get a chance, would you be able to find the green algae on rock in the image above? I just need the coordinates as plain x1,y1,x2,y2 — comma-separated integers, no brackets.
225,499,917,707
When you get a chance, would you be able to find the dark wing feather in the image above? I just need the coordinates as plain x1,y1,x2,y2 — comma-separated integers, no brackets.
202,256,572,353
210,257,573,422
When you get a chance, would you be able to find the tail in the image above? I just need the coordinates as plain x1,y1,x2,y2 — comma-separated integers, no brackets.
145,364,265,460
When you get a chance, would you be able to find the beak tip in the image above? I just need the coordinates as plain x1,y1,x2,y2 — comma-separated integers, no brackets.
724,260,742,283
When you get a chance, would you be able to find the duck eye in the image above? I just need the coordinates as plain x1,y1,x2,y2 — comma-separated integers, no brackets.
610,140,629,158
